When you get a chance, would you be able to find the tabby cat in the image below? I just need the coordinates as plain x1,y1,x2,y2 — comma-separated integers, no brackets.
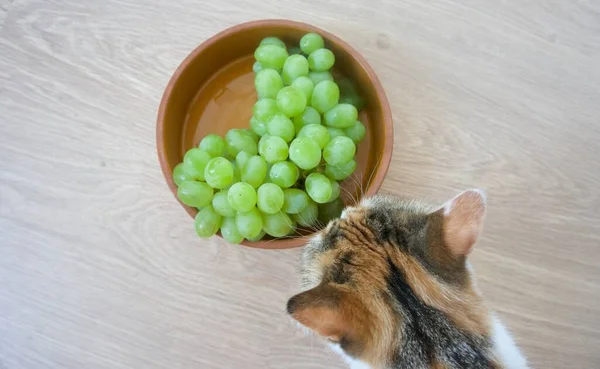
287,190,529,369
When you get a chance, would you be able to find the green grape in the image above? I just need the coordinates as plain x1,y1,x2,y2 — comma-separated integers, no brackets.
327,127,346,139
262,212,293,237
227,182,257,212
328,180,341,202
336,77,365,109
250,117,267,136
344,120,366,143
269,161,299,188
311,80,339,113
257,183,285,214
236,151,251,168
282,55,309,84
325,159,357,181
289,137,321,170
267,114,295,142
258,135,289,163
212,190,236,217
253,98,279,122
288,46,302,55
183,148,211,181
250,229,269,243
172,162,194,187
308,71,334,86
288,219,298,235
229,161,241,185
241,151,258,170
336,76,357,97
194,205,222,238
308,48,335,72
305,173,333,203
204,157,234,189
225,129,258,156
198,134,226,158
255,69,284,99
247,230,266,242
254,44,288,70
300,168,316,179
241,155,267,188
253,61,263,73
221,217,244,244
260,37,286,48
291,76,314,102
282,188,309,214
177,180,214,208
293,200,318,227
323,136,356,166
298,124,331,149
339,94,365,110
235,207,263,239
324,103,358,128
293,106,321,133
318,197,344,224
276,86,307,118
300,33,325,55
242,129,259,142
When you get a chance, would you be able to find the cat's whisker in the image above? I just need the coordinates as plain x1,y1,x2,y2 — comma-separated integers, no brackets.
339,185,358,207
348,171,365,203
338,168,363,197
255,231,310,247
291,211,321,233
310,329,314,363
353,152,382,203
275,209,310,238
364,152,383,198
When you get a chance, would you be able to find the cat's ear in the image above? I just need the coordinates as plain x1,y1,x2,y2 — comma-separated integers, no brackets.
287,284,364,342
439,189,486,256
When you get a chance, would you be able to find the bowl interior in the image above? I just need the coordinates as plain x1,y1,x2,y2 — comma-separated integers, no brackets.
158,20,392,249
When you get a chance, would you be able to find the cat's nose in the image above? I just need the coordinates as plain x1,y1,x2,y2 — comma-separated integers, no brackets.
286,295,300,315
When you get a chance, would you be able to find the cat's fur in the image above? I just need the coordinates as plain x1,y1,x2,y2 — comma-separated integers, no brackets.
287,190,529,369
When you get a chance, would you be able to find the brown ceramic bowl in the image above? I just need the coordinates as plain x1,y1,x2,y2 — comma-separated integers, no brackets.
157,19,393,249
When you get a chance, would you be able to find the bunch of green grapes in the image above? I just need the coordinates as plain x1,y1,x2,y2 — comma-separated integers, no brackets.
172,33,366,244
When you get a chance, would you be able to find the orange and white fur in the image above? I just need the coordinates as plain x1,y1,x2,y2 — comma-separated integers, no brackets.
287,190,529,369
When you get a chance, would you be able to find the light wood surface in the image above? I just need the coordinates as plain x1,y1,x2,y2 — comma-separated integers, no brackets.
1,0,599,368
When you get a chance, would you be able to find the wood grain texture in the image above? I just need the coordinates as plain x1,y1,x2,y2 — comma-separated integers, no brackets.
1,0,599,368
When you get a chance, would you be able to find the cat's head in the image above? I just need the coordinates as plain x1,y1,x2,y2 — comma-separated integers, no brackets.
287,190,493,368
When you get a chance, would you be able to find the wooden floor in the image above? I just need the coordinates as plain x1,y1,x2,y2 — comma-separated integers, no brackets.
1,0,599,368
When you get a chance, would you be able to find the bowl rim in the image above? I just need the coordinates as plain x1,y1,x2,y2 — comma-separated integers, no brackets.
157,19,393,249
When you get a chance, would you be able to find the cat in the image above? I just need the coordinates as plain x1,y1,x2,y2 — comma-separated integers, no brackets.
287,190,529,369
